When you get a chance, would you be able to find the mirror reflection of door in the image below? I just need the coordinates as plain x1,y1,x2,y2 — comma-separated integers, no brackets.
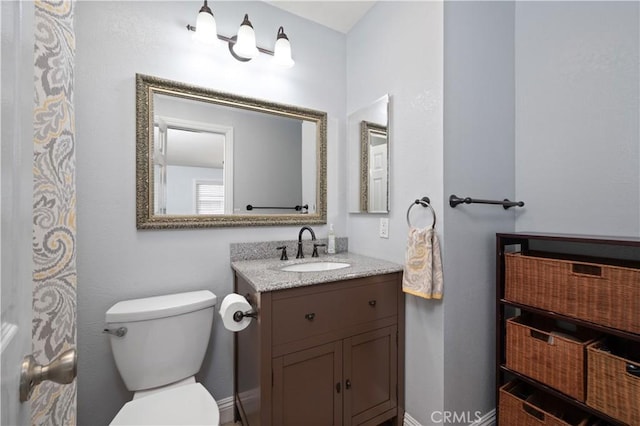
153,116,233,215
368,133,388,212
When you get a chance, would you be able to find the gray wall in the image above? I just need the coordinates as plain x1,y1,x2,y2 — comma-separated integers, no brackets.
515,1,640,235
440,2,640,421
438,2,639,422
347,3,515,424
346,2,445,423
443,1,515,422
75,2,345,425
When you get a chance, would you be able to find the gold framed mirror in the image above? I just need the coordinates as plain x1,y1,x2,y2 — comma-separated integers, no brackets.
360,121,388,212
347,94,390,213
136,74,327,229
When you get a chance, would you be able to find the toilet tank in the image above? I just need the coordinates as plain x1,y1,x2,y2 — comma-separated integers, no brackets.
105,290,217,392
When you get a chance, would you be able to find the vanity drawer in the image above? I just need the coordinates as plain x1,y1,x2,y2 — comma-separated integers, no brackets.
272,277,398,346
337,279,397,326
272,289,338,346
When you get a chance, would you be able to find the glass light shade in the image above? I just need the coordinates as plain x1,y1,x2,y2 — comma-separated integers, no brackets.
193,10,217,45
233,15,259,59
273,36,294,68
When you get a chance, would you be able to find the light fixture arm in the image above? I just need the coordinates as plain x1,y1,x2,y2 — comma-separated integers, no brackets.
186,25,275,57
187,2,292,66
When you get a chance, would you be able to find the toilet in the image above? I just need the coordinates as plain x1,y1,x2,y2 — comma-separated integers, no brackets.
105,290,220,425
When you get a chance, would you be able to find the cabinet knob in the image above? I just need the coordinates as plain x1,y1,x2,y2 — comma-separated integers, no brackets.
336,382,341,393
368,300,377,307
345,379,351,390
305,313,315,321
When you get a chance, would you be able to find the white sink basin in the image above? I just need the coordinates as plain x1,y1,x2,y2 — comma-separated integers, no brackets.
280,262,351,272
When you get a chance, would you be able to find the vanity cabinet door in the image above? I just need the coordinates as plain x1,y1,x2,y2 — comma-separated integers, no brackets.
272,341,343,426
343,326,398,426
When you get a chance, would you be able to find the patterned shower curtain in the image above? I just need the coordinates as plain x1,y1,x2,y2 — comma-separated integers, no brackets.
31,0,77,424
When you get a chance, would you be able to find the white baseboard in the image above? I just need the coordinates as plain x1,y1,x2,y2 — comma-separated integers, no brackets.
403,409,496,426
217,395,235,424
404,412,423,426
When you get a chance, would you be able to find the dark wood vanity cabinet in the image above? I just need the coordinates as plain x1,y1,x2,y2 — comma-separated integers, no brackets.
234,272,405,426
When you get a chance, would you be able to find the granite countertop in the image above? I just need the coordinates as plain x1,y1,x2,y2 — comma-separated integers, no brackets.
231,252,403,292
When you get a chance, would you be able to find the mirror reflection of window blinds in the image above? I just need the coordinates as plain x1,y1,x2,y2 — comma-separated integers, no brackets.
195,181,224,214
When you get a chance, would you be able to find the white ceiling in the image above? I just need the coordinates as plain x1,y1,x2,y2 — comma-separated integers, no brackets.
266,1,376,34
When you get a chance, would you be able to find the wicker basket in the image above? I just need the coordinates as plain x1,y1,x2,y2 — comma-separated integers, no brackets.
505,253,640,334
500,381,591,426
586,340,640,425
506,315,598,401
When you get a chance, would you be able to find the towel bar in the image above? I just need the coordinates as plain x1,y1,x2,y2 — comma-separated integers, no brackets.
449,194,524,210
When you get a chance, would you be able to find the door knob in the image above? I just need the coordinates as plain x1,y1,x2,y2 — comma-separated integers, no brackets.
20,348,77,402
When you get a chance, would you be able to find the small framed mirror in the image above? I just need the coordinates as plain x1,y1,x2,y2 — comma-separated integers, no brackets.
136,74,327,229
348,94,390,213
360,121,388,212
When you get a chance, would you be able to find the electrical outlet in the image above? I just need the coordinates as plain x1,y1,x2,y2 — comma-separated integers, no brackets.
379,218,389,238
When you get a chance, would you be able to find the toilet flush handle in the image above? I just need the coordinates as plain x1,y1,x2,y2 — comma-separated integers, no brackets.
103,327,127,337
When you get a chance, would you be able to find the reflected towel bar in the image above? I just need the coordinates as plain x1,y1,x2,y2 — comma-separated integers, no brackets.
246,204,308,211
449,195,524,210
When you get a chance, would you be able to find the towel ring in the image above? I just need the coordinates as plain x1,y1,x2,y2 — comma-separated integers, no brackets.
406,197,436,229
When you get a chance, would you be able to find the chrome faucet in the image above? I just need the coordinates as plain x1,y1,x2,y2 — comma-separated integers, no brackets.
296,226,316,259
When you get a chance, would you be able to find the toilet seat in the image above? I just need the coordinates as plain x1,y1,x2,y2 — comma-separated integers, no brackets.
110,383,220,425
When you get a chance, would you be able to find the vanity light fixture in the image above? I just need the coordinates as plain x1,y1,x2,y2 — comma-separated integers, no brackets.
233,14,259,59
192,0,217,45
273,27,295,68
186,1,295,68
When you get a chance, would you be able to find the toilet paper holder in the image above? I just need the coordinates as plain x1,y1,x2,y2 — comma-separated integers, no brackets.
232,293,257,322
233,309,257,322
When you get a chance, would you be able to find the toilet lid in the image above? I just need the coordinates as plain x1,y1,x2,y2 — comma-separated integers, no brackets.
110,383,220,425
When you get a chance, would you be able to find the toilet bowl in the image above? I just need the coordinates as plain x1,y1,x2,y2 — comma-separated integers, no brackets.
105,290,220,425
110,382,219,425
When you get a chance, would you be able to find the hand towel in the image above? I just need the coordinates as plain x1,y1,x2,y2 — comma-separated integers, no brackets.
402,227,443,299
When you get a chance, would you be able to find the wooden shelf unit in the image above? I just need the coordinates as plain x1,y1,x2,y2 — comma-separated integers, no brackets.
496,232,640,426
